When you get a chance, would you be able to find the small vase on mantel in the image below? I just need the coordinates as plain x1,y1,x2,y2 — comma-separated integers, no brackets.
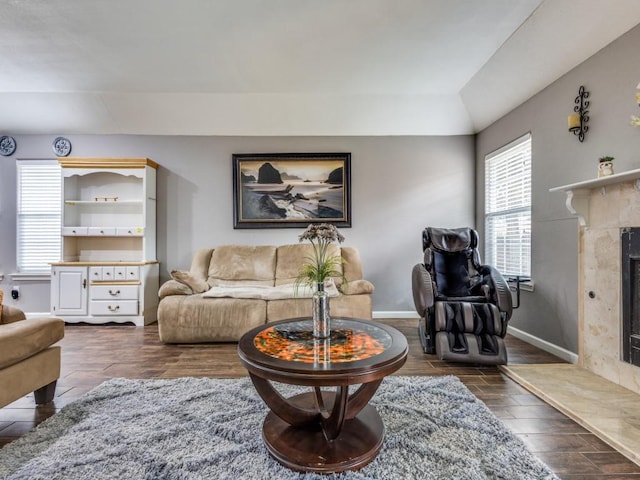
598,156,614,178
312,282,330,338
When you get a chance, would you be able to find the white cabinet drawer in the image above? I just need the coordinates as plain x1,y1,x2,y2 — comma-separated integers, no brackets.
62,227,89,236
90,300,138,316
89,266,103,281
90,266,139,281
87,227,117,236
126,266,140,281
116,227,144,236
114,266,127,280
101,267,115,281
91,284,138,300
113,266,140,281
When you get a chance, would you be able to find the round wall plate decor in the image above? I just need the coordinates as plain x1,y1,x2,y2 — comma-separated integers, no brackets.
53,137,72,157
0,136,17,156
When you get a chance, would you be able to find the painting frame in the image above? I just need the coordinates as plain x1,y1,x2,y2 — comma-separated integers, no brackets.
232,152,351,229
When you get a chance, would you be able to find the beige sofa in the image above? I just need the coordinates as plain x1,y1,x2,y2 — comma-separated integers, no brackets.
0,294,65,408
157,244,374,343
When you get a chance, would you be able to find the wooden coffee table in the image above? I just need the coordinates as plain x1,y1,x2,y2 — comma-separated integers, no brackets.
237,317,408,473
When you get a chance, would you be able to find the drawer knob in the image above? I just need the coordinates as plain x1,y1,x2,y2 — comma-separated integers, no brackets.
108,305,120,312
108,289,121,296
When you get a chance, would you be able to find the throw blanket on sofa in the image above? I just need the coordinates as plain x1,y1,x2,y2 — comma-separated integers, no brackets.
202,280,340,300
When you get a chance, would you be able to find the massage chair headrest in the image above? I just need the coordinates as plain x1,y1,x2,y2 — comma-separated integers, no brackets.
422,227,478,253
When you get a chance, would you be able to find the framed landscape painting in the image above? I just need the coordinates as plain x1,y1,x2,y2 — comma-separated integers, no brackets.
232,152,351,229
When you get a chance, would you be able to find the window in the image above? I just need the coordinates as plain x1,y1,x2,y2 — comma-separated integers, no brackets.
484,133,531,278
16,160,61,274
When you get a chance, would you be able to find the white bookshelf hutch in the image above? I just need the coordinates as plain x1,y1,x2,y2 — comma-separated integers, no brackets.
50,158,159,326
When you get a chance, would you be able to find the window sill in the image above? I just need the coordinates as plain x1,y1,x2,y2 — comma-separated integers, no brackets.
508,279,535,292
9,273,52,282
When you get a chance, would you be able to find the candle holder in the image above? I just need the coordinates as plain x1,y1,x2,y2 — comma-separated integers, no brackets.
568,85,589,142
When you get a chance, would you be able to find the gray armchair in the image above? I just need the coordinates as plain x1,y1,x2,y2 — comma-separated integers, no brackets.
411,227,512,365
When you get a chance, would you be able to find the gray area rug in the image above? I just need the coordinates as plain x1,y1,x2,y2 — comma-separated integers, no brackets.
0,375,558,479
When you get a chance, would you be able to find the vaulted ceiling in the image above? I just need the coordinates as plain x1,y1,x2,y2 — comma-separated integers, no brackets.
1,0,639,136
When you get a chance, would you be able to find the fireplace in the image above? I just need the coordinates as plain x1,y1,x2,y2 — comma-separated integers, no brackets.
550,168,640,395
621,228,640,367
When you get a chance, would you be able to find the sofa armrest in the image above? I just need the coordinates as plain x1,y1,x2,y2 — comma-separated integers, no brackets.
1,305,26,325
339,279,375,295
0,317,64,369
170,270,209,293
159,280,194,299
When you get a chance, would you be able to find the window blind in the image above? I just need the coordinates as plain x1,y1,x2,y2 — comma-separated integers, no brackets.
484,133,531,277
17,160,61,274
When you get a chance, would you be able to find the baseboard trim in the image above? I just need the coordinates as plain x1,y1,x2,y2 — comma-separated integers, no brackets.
372,311,420,319
507,325,579,364
372,312,579,363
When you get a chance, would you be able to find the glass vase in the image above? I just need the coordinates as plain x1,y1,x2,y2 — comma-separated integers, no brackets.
312,282,330,338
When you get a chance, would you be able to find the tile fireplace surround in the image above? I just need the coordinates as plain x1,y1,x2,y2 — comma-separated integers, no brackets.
551,168,640,394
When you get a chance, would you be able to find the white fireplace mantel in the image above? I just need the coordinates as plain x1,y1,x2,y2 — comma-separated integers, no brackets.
549,168,640,227
552,167,640,396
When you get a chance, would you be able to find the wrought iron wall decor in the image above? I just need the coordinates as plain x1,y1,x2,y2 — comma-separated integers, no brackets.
568,85,589,142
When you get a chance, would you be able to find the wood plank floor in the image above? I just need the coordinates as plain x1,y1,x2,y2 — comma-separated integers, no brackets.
2,318,640,479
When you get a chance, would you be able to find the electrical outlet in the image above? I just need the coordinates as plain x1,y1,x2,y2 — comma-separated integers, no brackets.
11,286,20,300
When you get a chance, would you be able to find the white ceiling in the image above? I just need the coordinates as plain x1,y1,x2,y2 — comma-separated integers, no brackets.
1,0,639,136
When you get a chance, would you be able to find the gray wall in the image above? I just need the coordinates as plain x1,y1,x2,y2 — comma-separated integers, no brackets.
476,24,640,353
0,135,475,314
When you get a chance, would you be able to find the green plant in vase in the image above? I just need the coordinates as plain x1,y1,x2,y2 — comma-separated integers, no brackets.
295,223,346,290
598,155,614,177
295,223,346,338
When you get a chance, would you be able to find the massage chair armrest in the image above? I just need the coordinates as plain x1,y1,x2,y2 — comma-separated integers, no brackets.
412,263,435,316
338,279,375,296
0,305,27,325
158,280,195,299
478,265,513,320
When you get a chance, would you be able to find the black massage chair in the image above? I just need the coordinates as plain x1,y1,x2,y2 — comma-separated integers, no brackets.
411,227,513,365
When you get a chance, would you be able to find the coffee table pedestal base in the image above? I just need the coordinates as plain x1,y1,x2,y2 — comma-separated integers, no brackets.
263,392,384,473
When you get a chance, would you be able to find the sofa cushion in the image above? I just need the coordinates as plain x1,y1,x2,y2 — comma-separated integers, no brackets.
341,246,364,282
275,243,343,286
158,295,267,343
190,248,215,278
208,245,276,287
0,317,65,369
170,270,209,293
